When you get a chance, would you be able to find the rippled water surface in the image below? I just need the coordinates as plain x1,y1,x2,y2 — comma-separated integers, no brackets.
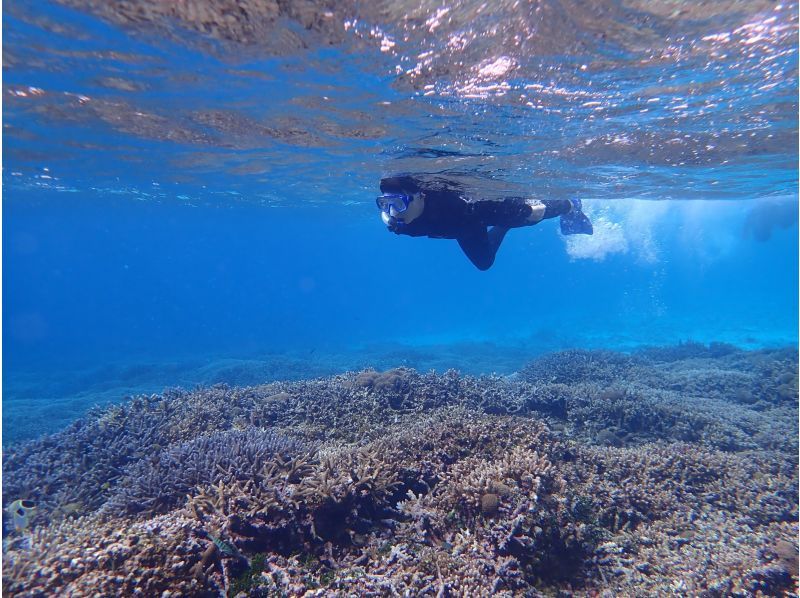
5,0,798,201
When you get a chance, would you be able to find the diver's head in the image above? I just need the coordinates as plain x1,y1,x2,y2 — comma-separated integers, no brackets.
377,176,425,228
376,191,425,226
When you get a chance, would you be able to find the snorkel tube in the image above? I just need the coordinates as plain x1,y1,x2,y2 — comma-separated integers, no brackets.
381,210,405,232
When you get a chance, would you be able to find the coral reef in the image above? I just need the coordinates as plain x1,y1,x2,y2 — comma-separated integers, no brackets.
4,340,534,445
515,346,799,452
104,428,313,517
3,512,207,596
3,344,798,596
519,348,642,385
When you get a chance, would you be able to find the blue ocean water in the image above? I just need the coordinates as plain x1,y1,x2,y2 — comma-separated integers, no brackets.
3,0,798,443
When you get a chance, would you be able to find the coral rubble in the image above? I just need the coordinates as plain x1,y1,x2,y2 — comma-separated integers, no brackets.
3,345,798,596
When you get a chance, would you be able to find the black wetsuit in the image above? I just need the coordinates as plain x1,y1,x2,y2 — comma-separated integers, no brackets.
380,176,571,270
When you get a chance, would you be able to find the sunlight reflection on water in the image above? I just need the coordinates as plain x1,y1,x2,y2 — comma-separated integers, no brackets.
3,0,797,203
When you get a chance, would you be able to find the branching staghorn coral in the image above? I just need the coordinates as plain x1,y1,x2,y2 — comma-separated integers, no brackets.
3,512,211,597
104,427,313,517
3,345,797,596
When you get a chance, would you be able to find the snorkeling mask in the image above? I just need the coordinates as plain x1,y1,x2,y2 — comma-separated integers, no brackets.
376,192,411,215
377,192,412,230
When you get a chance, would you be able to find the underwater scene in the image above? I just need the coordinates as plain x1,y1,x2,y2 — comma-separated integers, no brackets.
3,0,799,596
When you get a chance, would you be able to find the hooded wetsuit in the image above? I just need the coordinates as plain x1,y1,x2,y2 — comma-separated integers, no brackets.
380,175,572,270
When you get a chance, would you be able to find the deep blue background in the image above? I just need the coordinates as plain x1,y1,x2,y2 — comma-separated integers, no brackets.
6,191,798,374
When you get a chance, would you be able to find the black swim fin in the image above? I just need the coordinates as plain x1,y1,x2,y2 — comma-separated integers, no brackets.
560,199,593,235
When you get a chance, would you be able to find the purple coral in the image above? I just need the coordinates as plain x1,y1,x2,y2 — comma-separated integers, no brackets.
519,349,641,385
105,428,312,516
3,345,797,596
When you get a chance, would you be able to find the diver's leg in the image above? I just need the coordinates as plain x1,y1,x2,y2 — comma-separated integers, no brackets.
457,227,497,271
470,198,573,228
488,226,510,254
524,199,574,224
539,199,573,220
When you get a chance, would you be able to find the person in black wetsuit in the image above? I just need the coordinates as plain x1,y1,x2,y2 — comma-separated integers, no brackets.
376,175,593,270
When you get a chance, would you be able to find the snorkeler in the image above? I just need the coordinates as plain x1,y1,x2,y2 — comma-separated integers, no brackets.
376,175,593,270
